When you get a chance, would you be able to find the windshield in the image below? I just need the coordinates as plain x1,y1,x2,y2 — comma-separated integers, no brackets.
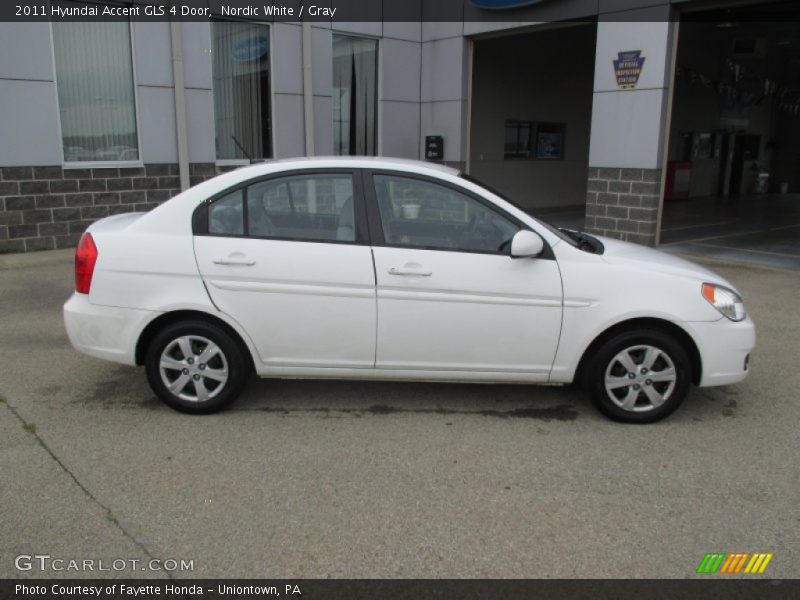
458,172,579,247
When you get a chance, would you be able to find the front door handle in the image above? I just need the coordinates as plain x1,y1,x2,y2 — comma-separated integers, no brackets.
388,266,432,277
213,257,256,266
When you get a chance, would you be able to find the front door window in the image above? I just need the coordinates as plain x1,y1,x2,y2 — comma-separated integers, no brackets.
373,175,519,254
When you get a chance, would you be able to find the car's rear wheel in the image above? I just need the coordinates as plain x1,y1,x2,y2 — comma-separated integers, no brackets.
587,329,691,423
145,320,250,414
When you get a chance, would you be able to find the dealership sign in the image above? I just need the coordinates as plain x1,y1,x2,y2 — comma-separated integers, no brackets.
613,50,646,89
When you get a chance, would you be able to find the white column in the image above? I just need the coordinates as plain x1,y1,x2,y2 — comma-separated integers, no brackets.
585,17,677,246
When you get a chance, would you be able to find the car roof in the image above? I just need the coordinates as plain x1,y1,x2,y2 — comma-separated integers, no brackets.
228,156,461,179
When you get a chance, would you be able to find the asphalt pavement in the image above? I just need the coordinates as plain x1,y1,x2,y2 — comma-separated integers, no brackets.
1,249,798,578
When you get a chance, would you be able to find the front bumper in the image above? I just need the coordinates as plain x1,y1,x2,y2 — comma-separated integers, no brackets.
683,316,756,387
63,293,157,366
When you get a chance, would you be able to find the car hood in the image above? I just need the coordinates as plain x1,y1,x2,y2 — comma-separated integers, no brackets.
595,235,735,287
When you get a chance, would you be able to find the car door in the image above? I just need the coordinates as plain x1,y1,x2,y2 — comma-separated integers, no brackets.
193,170,376,369
366,171,563,377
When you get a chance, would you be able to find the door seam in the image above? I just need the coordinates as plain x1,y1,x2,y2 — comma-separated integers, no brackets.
370,246,378,368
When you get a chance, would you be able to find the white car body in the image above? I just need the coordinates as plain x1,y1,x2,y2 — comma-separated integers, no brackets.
63,157,755,418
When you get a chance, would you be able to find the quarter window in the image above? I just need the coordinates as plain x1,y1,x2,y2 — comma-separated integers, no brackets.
52,9,139,163
208,189,244,236
373,175,519,254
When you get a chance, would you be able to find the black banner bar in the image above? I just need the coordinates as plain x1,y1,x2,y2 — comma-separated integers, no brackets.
3,579,799,600
3,0,800,23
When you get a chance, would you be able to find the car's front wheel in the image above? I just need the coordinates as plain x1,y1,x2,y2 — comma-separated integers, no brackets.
145,320,250,414
587,329,691,423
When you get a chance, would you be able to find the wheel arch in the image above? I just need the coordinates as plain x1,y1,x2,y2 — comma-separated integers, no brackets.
135,309,256,372
574,317,702,388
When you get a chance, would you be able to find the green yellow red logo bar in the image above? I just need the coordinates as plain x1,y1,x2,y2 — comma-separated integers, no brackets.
696,552,773,574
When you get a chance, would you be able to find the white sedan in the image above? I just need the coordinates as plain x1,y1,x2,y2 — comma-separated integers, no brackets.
63,157,755,423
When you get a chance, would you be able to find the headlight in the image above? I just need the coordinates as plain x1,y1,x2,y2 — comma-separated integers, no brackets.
701,283,746,321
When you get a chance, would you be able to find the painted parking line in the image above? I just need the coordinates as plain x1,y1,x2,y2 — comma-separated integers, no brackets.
660,219,737,233
694,242,800,259
661,223,800,246
768,223,800,232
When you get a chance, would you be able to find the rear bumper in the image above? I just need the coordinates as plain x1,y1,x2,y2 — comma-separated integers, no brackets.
63,293,157,366
683,316,756,387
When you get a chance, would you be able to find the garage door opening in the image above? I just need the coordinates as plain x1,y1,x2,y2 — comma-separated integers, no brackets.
661,1,800,270
468,23,597,231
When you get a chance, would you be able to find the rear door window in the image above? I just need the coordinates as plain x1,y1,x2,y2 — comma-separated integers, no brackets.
247,174,356,242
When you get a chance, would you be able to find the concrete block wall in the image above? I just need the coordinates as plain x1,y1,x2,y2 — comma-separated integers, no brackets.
584,167,662,246
0,164,226,253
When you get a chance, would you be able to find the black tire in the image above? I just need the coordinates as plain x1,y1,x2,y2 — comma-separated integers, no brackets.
586,328,691,424
145,320,250,414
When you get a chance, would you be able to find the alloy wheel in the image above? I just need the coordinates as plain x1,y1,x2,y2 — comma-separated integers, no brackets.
159,335,229,402
604,344,677,413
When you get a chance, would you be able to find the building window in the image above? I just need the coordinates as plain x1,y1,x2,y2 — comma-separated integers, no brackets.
52,13,139,163
212,20,272,161
535,123,565,160
333,35,377,156
504,121,566,160
504,120,532,159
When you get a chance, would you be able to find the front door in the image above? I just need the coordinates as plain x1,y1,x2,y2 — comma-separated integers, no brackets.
193,170,376,369
366,172,563,376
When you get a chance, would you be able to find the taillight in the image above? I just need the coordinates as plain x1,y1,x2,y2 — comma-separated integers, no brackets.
75,232,98,294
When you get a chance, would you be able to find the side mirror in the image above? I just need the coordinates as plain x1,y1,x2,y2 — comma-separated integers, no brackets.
510,230,544,258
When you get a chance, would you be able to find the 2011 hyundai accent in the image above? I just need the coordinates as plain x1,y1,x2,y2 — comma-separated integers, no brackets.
63,157,755,422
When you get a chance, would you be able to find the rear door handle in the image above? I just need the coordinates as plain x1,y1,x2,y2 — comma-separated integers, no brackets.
388,267,432,277
213,257,256,266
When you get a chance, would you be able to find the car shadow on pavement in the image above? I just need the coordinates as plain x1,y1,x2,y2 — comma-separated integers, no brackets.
62,363,742,424
235,377,582,421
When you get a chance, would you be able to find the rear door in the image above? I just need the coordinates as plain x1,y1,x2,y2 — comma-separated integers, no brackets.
366,171,563,377
193,169,376,369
